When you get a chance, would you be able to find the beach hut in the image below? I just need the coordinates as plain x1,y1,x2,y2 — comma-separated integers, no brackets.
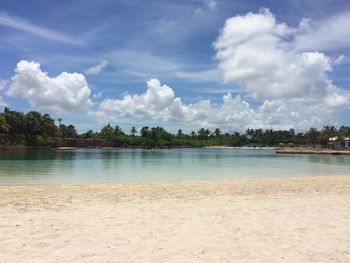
344,137,350,148
329,136,350,149
328,136,338,149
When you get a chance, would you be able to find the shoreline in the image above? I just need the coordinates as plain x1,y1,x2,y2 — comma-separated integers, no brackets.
1,175,350,203
1,173,350,189
276,148,350,155
1,175,350,262
0,145,198,152
2,145,350,155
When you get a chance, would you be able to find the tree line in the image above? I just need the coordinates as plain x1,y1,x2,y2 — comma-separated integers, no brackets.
1,107,350,148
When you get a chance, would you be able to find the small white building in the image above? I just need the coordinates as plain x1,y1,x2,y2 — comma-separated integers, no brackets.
328,136,350,148
344,137,350,148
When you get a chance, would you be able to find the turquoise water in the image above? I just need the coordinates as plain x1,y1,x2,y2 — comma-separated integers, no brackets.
0,148,349,185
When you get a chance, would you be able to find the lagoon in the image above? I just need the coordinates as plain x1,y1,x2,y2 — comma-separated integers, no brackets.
0,148,349,185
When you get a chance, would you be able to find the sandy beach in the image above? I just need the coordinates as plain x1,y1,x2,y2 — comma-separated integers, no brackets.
1,176,350,262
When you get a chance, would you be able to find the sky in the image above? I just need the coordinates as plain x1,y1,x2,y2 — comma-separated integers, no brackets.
0,0,349,133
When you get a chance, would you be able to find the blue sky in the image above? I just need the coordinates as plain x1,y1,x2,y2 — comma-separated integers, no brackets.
0,0,349,133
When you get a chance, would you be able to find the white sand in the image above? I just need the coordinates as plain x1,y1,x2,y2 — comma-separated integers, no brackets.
1,176,350,262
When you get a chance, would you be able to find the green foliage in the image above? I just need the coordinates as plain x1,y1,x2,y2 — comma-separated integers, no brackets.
305,127,320,146
81,130,96,139
10,138,27,146
339,126,350,139
1,108,350,149
113,125,125,137
4,107,26,139
59,124,77,138
140,126,150,138
0,108,72,146
0,113,10,133
111,135,130,147
130,126,137,136
29,136,53,146
100,123,114,140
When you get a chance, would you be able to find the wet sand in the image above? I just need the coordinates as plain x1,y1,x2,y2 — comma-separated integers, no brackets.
1,175,350,262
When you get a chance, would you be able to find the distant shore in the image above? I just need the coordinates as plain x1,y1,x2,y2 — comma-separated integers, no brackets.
0,145,279,151
1,175,350,262
276,148,350,155
2,145,350,156
205,145,276,149
0,145,197,152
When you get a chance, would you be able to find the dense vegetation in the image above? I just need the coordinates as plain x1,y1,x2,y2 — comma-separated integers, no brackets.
1,107,350,148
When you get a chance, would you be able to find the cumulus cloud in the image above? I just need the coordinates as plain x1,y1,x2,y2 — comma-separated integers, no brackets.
214,8,349,108
7,60,92,113
0,79,8,107
85,60,108,75
91,9,349,131
91,79,345,131
294,12,350,51
92,79,177,120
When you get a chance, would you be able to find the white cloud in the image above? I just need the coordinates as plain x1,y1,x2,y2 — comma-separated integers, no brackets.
92,9,349,131
107,50,181,77
92,79,176,119
105,49,219,83
85,60,108,75
294,12,350,51
194,0,217,18
175,69,220,82
206,0,217,10
91,79,346,131
0,11,80,45
93,91,103,99
193,7,204,18
0,79,6,91
333,55,346,65
0,79,7,107
7,60,92,113
214,8,348,106
0,79,8,107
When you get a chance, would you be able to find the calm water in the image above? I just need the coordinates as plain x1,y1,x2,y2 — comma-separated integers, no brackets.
0,148,349,185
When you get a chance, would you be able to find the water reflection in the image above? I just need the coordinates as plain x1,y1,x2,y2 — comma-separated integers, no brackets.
0,148,349,185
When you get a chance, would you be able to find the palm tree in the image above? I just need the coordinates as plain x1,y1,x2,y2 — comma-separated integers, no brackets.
0,114,10,134
41,114,58,137
130,126,137,136
114,125,124,136
214,128,221,137
306,127,320,147
245,129,254,140
100,123,114,140
140,126,149,138
25,111,42,141
177,129,183,137
338,126,350,139
321,126,337,145
197,128,206,140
